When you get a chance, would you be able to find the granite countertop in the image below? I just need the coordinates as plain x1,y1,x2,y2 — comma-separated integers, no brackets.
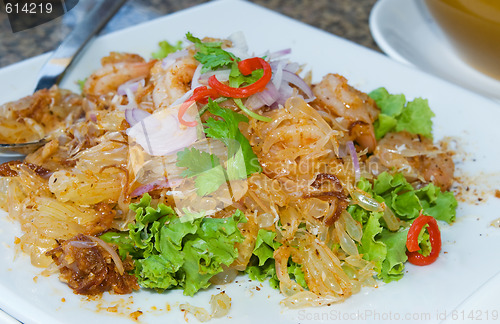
0,0,380,68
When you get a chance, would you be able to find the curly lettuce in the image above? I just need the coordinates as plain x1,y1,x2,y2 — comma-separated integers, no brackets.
101,193,246,296
369,87,435,139
244,229,307,290
352,172,457,282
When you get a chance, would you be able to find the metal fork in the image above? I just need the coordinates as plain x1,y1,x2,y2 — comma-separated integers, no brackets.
0,0,126,157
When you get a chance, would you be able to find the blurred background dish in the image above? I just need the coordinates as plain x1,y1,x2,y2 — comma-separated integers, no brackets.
424,0,500,81
370,0,500,102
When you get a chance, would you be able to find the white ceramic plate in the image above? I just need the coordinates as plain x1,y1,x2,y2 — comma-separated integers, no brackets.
1,0,500,323
369,0,500,102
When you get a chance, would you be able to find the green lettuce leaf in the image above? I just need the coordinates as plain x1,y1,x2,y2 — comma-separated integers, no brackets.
395,98,435,138
368,87,405,117
253,229,281,266
369,87,435,139
358,212,386,273
353,171,457,282
288,261,308,289
244,229,307,290
77,78,87,92
372,171,457,223
230,64,264,88
102,194,246,296
98,231,139,259
374,114,397,139
416,184,458,224
151,40,183,60
246,258,279,289
378,229,409,282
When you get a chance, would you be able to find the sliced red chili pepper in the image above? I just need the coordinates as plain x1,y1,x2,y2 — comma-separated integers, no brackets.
406,213,442,266
208,57,272,98
178,86,220,127
238,57,265,75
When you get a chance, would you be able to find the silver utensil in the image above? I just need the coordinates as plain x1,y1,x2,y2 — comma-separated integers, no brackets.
0,0,126,156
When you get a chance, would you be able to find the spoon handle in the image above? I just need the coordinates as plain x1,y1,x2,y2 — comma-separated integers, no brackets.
33,0,127,92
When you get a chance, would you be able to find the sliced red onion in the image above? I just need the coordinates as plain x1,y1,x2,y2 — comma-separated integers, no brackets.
131,178,171,197
269,61,299,74
199,69,231,84
244,93,266,110
191,64,203,90
86,235,125,275
275,81,295,106
346,140,360,182
68,240,98,248
268,48,292,60
225,31,249,59
126,104,198,156
117,78,145,96
245,82,281,110
114,88,138,111
271,60,285,89
125,108,151,127
337,143,348,158
171,88,194,106
283,62,300,73
88,112,97,123
281,70,315,102
161,49,189,69
258,82,280,106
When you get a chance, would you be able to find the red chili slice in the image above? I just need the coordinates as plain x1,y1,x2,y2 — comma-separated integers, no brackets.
208,57,272,98
178,86,220,127
406,213,442,266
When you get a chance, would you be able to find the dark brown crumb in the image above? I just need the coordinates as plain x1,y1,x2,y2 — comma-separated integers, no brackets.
46,234,139,296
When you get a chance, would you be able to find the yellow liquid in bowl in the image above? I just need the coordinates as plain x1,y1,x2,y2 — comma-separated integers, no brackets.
425,0,500,80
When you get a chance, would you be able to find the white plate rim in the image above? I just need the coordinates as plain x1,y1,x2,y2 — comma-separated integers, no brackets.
1,1,500,323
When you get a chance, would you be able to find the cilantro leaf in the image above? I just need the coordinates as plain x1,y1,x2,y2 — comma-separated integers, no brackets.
194,166,227,196
176,147,227,196
177,147,221,177
175,99,262,197
204,100,262,175
230,65,264,88
186,32,238,73
151,40,183,60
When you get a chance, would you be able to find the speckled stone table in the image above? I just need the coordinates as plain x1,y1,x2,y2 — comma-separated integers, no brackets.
0,0,379,68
